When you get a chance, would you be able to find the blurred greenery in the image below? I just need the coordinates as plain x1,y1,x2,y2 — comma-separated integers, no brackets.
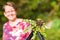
45,18,60,40
0,0,60,40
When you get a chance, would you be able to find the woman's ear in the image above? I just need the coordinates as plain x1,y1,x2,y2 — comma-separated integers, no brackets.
4,12,7,17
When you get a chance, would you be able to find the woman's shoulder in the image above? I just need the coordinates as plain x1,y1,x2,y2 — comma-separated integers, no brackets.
3,21,9,29
17,18,35,24
17,18,23,22
17,18,29,22
3,22,9,26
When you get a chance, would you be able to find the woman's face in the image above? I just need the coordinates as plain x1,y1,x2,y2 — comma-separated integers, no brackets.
4,5,16,21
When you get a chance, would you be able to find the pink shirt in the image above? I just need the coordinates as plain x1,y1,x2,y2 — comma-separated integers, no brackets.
2,20,31,40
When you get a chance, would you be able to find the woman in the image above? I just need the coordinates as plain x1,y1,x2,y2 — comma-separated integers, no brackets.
2,2,31,40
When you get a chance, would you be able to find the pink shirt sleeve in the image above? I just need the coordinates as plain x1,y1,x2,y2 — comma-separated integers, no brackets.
2,23,8,40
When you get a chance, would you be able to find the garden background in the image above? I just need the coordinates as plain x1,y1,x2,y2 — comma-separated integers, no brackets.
0,0,60,40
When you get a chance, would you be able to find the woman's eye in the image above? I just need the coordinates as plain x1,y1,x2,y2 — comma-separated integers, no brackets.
11,10,15,12
11,10,14,12
5,11,10,13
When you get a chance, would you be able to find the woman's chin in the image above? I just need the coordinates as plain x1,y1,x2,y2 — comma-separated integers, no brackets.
9,18,16,21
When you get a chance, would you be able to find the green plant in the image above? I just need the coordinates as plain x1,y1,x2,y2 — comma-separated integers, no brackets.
23,19,46,40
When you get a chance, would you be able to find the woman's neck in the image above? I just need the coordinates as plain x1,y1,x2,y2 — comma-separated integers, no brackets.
9,18,18,26
9,18,17,22
8,18,23,27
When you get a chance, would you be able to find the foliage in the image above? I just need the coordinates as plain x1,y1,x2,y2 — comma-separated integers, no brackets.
45,18,60,40
23,19,46,40
0,0,60,22
52,18,60,30
0,0,60,40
